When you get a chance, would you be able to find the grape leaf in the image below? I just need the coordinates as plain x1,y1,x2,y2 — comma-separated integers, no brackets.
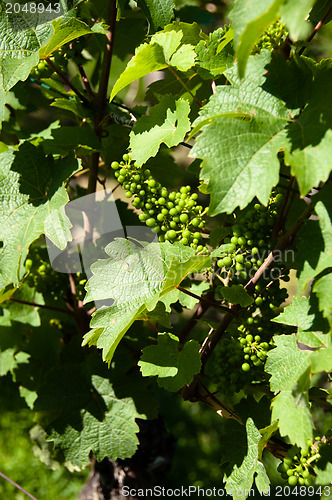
272,296,314,330
266,334,314,446
310,345,332,373
110,28,196,100
39,18,107,59
0,142,78,288
270,380,314,447
0,348,30,376
110,43,167,101
284,62,332,195
314,444,332,485
220,285,254,307
33,355,157,468
138,333,201,392
41,126,101,155
224,418,270,499
279,0,315,40
0,5,54,128
266,334,312,393
297,330,329,348
190,52,290,215
229,0,282,79
1,284,43,327
83,239,211,362
137,0,175,31
195,27,234,79
296,198,332,295
313,274,332,326
129,95,191,166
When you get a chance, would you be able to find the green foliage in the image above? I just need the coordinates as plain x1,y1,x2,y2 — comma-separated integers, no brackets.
0,0,331,497
138,332,201,391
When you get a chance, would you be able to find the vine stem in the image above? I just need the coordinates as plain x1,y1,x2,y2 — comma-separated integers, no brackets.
177,285,232,313
87,0,117,195
298,3,332,56
77,64,94,100
45,57,89,105
9,297,74,316
0,471,38,500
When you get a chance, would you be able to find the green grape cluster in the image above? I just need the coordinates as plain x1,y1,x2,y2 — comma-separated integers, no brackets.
278,439,325,486
30,59,54,79
254,20,288,52
216,193,284,284
111,153,207,250
212,279,289,394
30,39,85,80
25,245,68,300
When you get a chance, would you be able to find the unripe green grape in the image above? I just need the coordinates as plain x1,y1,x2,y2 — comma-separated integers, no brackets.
146,218,156,227
166,230,177,240
288,476,298,486
180,213,189,223
191,218,200,227
242,363,251,372
223,256,232,267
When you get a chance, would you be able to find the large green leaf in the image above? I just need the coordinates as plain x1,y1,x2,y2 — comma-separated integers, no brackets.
266,334,314,446
229,0,282,79
296,198,332,309
110,27,196,100
39,17,107,59
272,296,314,330
313,274,332,326
224,418,270,499
0,142,78,288
33,354,157,468
129,95,191,166
190,52,291,215
83,239,211,363
138,333,201,391
284,62,332,195
279,0,315,40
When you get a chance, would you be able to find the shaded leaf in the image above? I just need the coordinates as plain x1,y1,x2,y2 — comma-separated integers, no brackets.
0,143,78,288
138,333,201,391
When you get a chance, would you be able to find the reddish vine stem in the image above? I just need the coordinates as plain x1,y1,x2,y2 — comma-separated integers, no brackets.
0,471,38,500
9,297,74,316
77,64,95,100
298,4,332,56
177,285,233,313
